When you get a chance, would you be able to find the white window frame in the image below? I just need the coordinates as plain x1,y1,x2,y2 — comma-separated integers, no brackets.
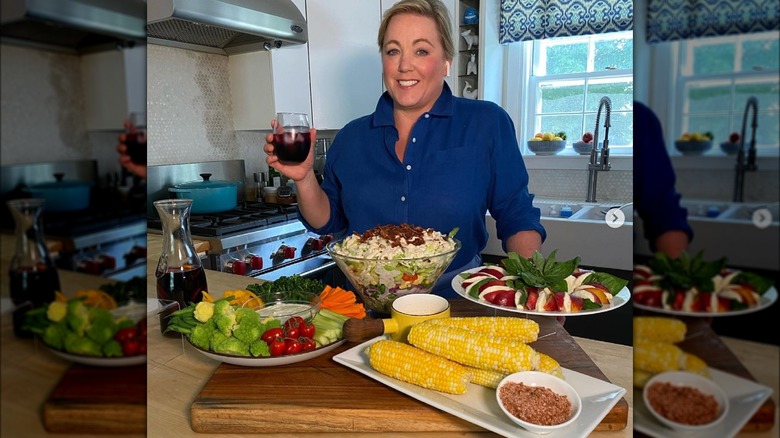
504,34,633,171
673,32,779,156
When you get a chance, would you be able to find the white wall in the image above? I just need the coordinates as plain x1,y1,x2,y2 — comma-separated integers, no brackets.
0,44,121,175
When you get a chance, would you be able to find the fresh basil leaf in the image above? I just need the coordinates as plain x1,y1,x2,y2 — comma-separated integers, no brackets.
585,272,629,295
582,299,601,310
732,272,774,294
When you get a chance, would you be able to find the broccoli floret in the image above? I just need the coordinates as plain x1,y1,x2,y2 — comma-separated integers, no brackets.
42,323,70,350
102,340,123,357
189,320,218,350
86,317,117,344
212,300,237,336
46,301,68,323
194,301,215,323
63,332,102,356
249,339,270,357
232,309,264,345
66,299,90,336
212,337,249,357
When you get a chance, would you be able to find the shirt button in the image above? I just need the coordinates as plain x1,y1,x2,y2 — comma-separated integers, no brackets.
424,114,430,119
406,164,412,171
401,196,406,202
412,138,416,143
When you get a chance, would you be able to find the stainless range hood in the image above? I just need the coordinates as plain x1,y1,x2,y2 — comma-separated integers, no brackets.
1,0,146,54
147,0,307,55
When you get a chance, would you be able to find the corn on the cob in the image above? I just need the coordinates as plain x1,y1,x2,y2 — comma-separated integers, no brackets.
684,352,710,377
366,340,471,394
429,317,539,343
634,339,686,374
633,369,653,389
633,316,686,343
465,366,506,389
408,320,540,374
535,352,565,379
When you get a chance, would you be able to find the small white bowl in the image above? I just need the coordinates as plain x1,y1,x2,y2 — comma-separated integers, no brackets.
496,371,582,434
643,371,729,432
527,140,566,156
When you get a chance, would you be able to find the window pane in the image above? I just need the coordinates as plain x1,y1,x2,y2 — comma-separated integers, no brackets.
693,43,735,75
538,114,582,142
545,43,588,75
594,38,633,71
733,80,780,112
586,80,634,113
686,82,732,113
597,111,633,147
684,114,731,142
741,38,779,72
539,82,585,113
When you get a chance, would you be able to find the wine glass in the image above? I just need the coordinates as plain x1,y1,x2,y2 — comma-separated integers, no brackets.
125,111,147,165
273,112,311,164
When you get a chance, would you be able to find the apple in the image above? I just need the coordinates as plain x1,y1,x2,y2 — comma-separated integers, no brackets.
729,132,739,143
582,132,593,143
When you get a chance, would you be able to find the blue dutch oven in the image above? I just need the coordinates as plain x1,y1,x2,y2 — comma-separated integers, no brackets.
25,173,92,211
168,173,242,214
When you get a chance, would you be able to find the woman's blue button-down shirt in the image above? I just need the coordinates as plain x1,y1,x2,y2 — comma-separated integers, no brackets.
299,83,545,275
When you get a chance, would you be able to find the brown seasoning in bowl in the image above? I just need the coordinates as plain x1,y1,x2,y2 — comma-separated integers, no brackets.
499,382,572,426
646,381,720,425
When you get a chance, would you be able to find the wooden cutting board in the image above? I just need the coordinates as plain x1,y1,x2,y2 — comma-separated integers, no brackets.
190,300,629,434
635,316,775,437
43,363,146,434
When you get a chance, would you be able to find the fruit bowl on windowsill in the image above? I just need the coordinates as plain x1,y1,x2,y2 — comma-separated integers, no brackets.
720,142,739,155
527,140,566,156
675,140,713,156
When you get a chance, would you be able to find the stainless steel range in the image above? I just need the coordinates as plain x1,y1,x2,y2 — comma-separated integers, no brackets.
146,160,344,285
1,161,148,281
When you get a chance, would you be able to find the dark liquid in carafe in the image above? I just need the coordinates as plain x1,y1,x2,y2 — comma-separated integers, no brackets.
9,266,60,338
273,129,311,163
156,265,208,335
125,131,147,165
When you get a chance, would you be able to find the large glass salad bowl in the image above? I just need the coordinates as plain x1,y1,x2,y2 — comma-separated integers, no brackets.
327,233,461,314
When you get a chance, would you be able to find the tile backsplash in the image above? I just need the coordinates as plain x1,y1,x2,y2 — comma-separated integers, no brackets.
528,169,633,202
0,45,122,175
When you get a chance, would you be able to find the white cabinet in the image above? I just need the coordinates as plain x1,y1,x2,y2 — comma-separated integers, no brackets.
307,0,383,129
80,45,146,130
229,0,311,130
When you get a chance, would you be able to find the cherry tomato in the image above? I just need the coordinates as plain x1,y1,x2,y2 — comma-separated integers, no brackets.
122,339,140,356
284,338,302,355
269,337,286,357
283,316,304,338
299,321,315,339
115,327,137,343
261,327,284,345
136,318,148,338
300,337,316,352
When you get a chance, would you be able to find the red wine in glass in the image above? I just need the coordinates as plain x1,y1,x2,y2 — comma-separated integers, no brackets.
156,265,208,335
273,129,312,163
9,265,60,338
125,131,146,165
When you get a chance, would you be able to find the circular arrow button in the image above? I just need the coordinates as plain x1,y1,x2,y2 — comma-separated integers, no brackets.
752,208,773,229
605,208,625,229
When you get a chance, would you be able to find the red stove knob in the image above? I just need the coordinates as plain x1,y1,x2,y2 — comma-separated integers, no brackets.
226,260,247,275
283,246,296,259
321,234,334,244
98,255,116,270
245,255,263,270
310,238,324,251
78,259,101,275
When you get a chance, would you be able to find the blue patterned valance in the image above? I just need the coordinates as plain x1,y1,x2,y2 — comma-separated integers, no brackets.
647,0,780,43
500,0,633,44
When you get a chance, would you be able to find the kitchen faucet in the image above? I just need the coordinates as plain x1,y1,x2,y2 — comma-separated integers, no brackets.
586,96,612,203
733,96,759,202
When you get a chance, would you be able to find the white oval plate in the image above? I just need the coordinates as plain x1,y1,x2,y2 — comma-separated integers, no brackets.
452,267,631,316
46,347,146,367
188,338,346,367
634,286,777,317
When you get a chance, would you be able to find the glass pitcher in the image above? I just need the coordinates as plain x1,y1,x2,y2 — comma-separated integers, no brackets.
7,198,60,338
153,199,208,335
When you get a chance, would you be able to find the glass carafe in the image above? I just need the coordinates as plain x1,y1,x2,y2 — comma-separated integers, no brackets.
7,198,60,338
154,199,208,335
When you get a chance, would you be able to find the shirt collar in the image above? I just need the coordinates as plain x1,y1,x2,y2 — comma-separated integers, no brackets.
373,82,454,127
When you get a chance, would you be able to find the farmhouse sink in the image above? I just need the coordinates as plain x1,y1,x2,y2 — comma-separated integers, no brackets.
635,199,779,270
485,198,634,270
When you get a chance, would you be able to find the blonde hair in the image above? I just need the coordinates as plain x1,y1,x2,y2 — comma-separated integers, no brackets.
377,0,454,61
